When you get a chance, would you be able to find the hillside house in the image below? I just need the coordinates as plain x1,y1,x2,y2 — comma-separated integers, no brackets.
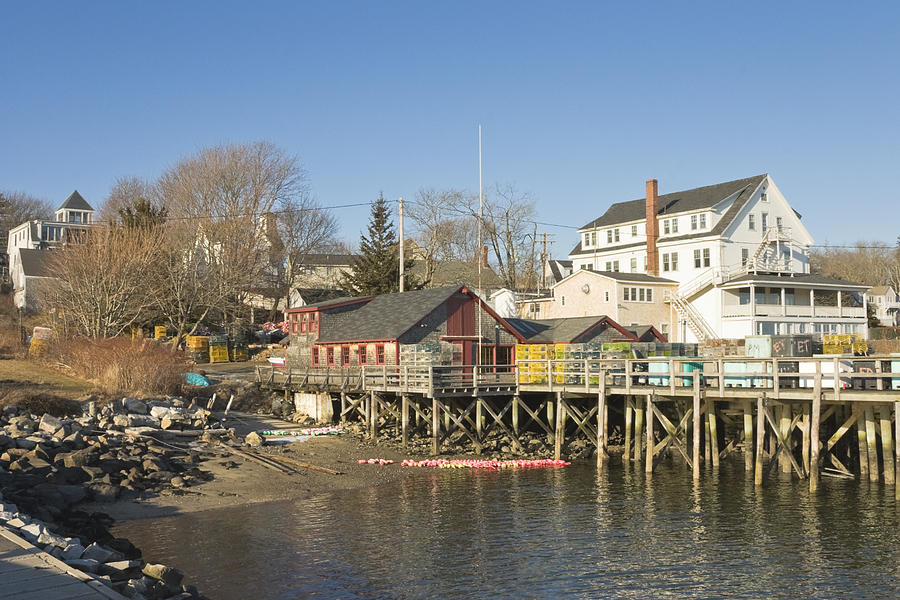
283,285,525,368
570,175,869,342
6,191,95,312
292,253,355,289
865,286,900,327
516,268,681,340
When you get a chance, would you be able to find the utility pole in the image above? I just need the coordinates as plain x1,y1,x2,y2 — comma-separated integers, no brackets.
398,196,405,293
538,232,554,290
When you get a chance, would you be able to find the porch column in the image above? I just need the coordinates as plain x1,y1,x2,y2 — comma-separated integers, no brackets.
810,289,815,318
838,290,843,318
781,288,786,317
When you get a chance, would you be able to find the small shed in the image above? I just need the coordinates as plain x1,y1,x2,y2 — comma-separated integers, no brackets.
284,285,525,367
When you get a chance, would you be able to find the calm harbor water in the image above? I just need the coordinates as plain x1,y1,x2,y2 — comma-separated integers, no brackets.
114,461,900,599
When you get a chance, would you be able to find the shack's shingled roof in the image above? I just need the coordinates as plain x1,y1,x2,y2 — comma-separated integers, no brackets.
314,285,469,343
58,190,93,211
506,315,634,344
570,174,767,256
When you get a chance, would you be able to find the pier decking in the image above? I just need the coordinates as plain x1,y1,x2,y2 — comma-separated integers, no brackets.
0,527,126,600
258,356,900,492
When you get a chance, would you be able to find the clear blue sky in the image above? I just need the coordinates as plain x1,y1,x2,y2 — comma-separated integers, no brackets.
2,2,898,252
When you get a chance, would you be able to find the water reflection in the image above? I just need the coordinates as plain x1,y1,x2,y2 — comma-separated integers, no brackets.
114,462,900,600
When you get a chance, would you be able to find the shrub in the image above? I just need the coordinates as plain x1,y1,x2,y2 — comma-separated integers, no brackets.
53,337,190,395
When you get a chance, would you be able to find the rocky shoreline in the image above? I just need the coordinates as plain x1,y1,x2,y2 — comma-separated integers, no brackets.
0,396,229,600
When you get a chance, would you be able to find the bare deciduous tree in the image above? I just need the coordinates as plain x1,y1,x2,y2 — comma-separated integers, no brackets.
44,226,163,338
454,183,538,291
407,188,478,285
0,190,53,246
810,241,900,289
267,194,339,316
158,141,307,320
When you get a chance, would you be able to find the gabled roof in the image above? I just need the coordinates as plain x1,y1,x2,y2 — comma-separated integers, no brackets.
505,315,635,344
313,285,471,343
288,295,370,311
18,248,53,277
408,260,503,288
547,259,572,283
571,174,767,255
625,325,666,342
293,288,350,305
58,190,93,212
299,253,355,266
557,269,677,286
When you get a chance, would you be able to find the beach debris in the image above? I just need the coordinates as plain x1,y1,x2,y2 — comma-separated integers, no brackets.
399,459,570,469
358,458,394,465
259,426,344,437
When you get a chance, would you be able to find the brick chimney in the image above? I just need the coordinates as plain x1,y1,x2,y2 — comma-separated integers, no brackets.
645,179,659,276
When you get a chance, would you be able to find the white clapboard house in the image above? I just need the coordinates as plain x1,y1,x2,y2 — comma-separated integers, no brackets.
568,174,869,342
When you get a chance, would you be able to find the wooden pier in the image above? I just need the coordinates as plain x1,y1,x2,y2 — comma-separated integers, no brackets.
0,526,126,600
257,355,900,492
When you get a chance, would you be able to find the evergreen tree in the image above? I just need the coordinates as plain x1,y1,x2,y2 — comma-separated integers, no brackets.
341,193,418,295
119,197,168,230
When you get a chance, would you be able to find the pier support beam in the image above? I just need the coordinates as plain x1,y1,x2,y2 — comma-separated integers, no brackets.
401,394,409,448
431,396,440,455
755,396,765,486
476,397,483,454
693,379,701,481
624,396,633,462
744,401,754,472
809,381,821,492
708,403,720,469
633,396,644,463
554,392,564,461
597,382,608,468
865,406,879,482
802,404,811,475
369,391,377,440
880,405,895,485
857,416,869,478
779,404,792,474
512,395,519,436
645,395,654,474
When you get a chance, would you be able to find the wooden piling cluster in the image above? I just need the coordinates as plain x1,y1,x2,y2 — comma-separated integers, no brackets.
259,356,900,493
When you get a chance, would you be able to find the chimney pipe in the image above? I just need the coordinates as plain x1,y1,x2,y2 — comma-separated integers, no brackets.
645,179,659,276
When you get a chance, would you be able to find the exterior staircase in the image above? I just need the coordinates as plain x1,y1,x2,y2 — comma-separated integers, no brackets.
747,226,793,273
665,290,717,343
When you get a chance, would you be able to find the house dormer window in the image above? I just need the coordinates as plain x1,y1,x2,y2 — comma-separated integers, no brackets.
590,231,596,246
583,233,589,247
631,225,638,237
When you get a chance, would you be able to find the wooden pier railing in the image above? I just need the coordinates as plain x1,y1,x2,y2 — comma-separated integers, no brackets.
257,356,900,401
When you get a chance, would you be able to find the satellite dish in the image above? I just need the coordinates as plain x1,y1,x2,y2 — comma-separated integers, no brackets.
581,284,590,294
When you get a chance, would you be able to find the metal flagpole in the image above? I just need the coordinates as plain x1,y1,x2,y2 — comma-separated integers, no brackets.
477,125,483,371
398,196,405,292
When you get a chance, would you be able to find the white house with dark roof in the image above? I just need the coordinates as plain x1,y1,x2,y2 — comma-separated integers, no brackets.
866,286,900,326
569,175,869,342
6,190,96,312
515,268,682,340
